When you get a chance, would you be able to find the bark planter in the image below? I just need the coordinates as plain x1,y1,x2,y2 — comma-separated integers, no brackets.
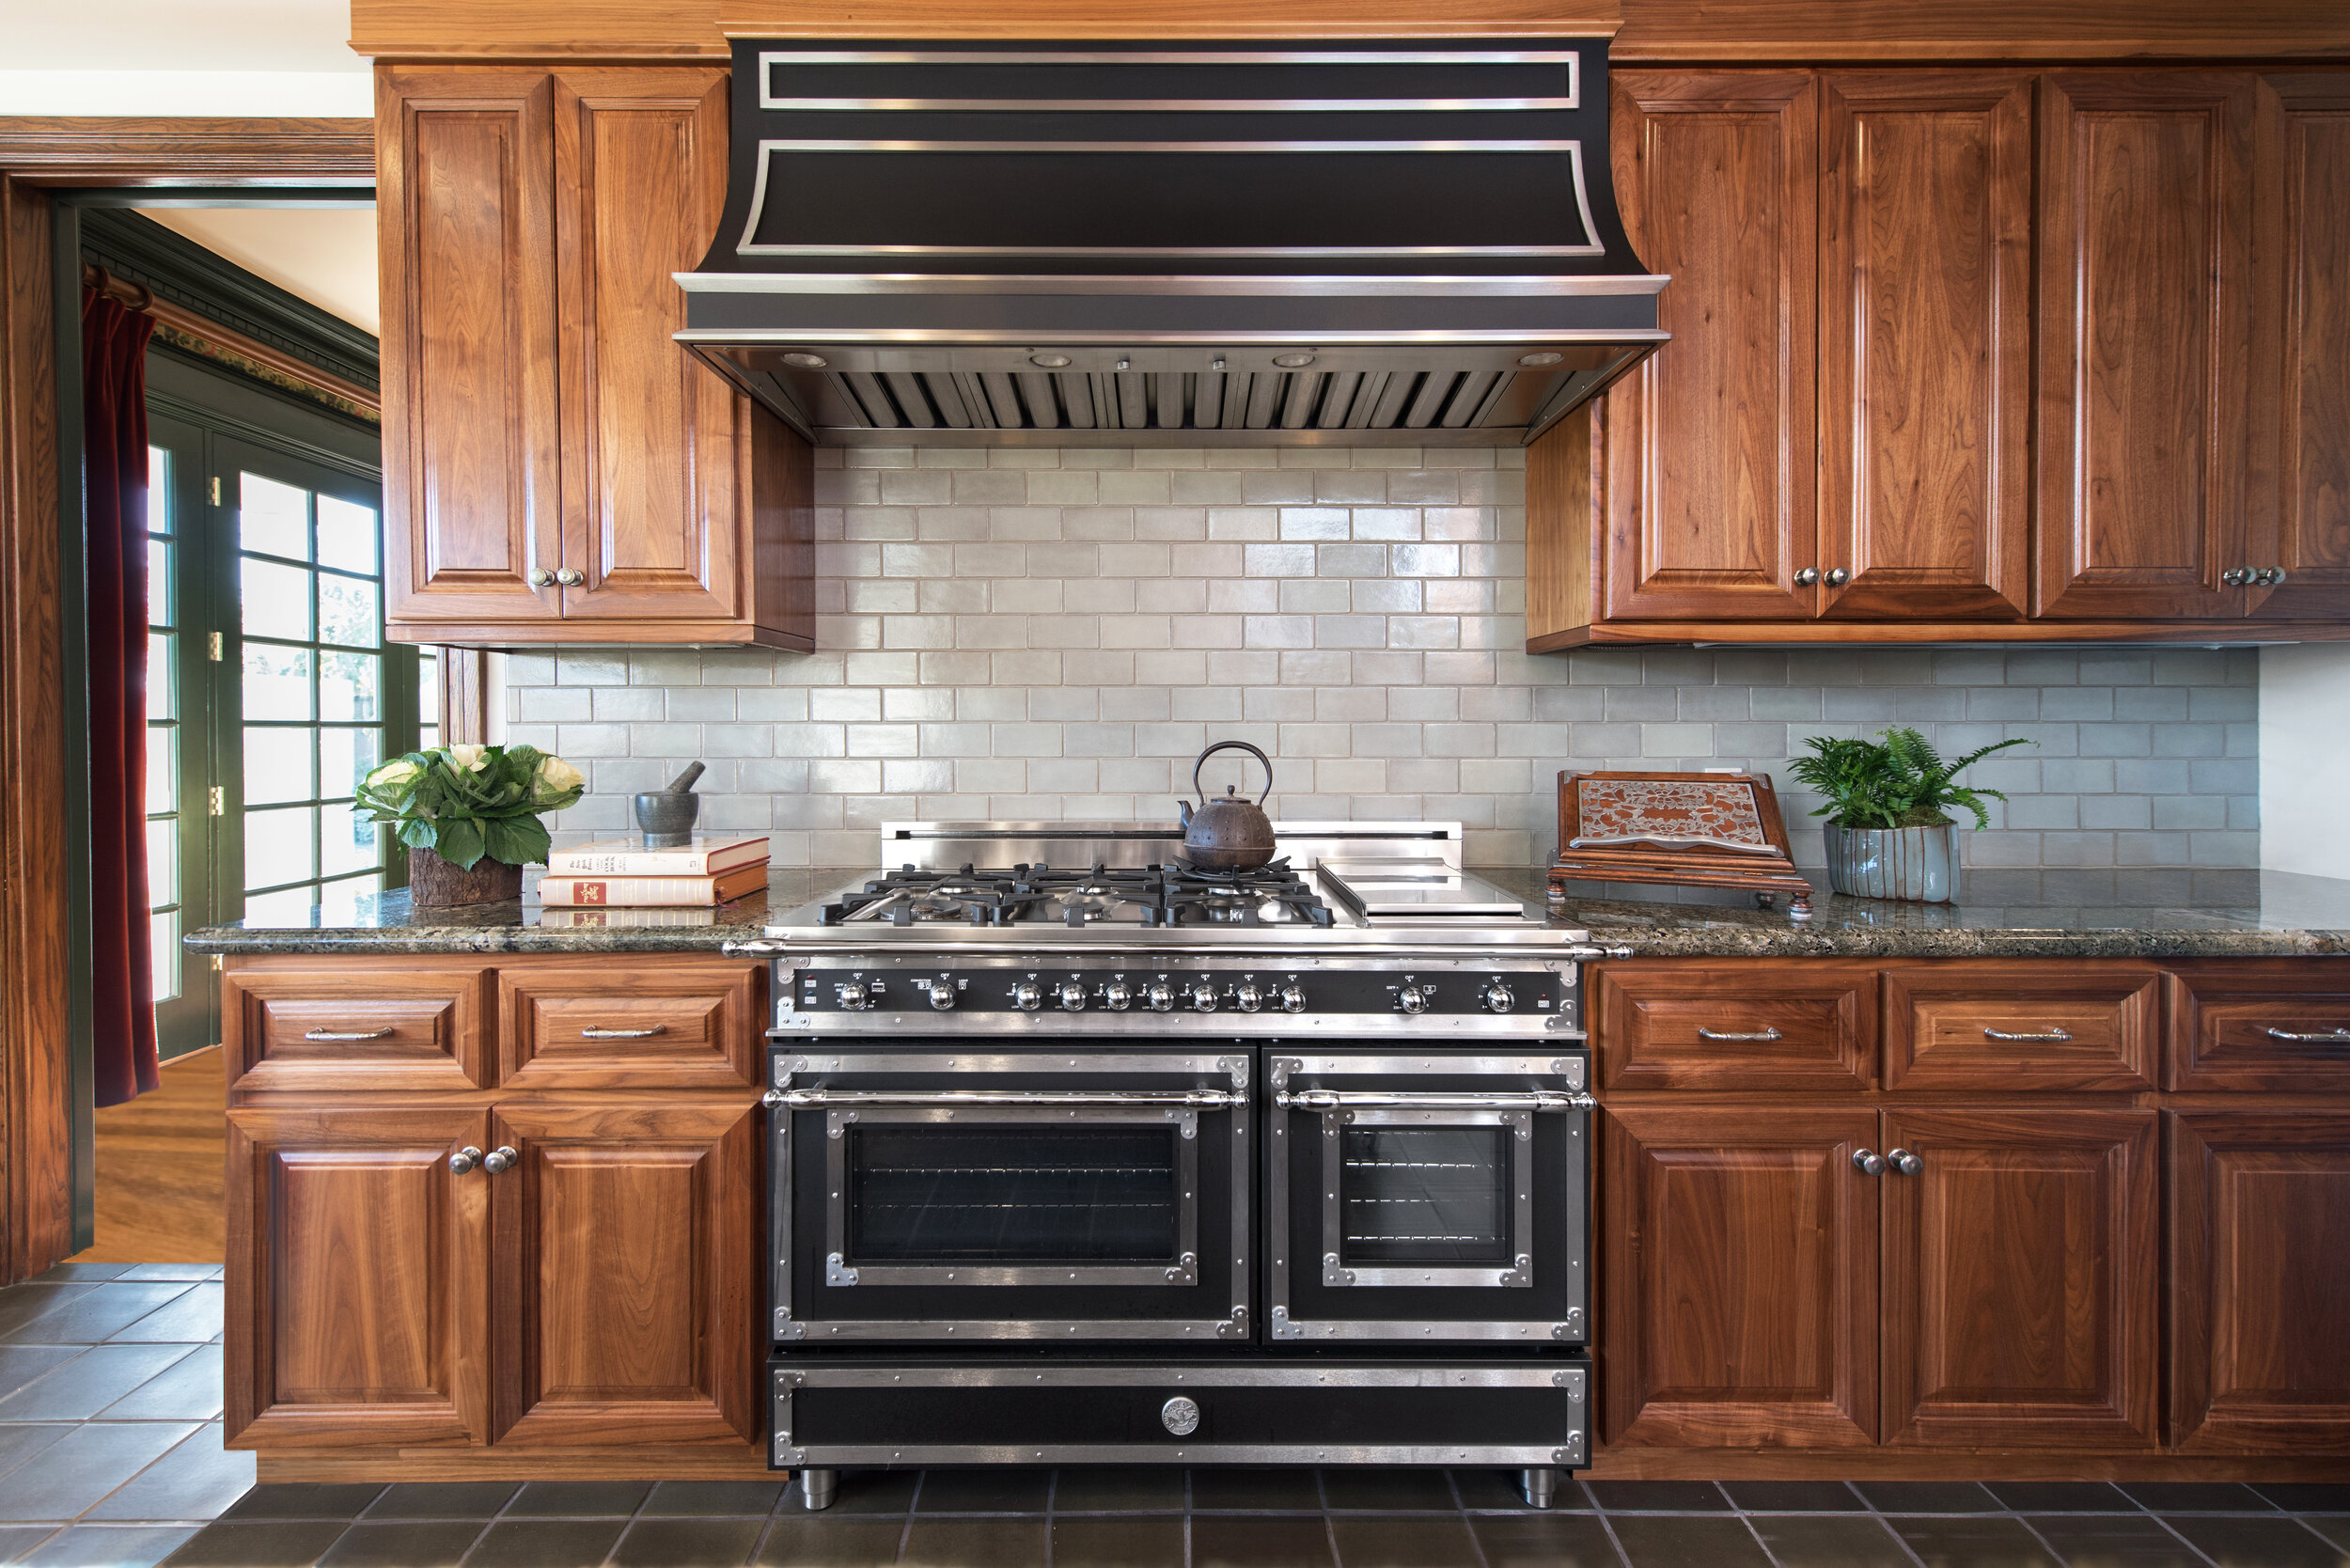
407,847,525,907
1821,823,1961,903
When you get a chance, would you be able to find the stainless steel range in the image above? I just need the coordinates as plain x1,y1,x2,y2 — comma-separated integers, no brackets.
727,822,1625,1511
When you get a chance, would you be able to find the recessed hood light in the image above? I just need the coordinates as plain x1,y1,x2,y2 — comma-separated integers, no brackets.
1518,351,1564,367
1271,352,1317,368
781,352,828,369
1028,353,1073,368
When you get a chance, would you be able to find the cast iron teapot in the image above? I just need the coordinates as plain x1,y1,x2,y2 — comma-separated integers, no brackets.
1179,741,1277,871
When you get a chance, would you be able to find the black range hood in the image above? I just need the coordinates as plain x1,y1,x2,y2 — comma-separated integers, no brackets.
676,38,1666,447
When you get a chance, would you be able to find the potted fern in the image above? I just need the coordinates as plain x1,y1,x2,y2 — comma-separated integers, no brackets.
1785,728,2032,902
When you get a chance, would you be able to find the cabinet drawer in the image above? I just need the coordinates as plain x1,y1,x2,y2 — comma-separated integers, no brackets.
2169,963,2350,1092
1593,962,1878,1091
225,962,493,1091
1884,965,2160,1091
499,961,762,1089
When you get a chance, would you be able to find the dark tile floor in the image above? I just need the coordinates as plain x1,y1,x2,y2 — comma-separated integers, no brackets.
146,1471,2350,1568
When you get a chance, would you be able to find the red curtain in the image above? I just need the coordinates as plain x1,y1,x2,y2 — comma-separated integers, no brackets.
83,290,159,1107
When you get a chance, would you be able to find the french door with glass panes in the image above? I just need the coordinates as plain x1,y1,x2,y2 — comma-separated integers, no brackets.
144,412,413,1058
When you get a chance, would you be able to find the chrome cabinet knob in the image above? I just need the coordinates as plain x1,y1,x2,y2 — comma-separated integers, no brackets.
1824,567,1851,588
1888,1148,1922,1176
449,1146,482,1175
482,1145,519,1175
1058,980,1087,1011
1190,983,1219,1012
1011,980,1042,1011
528,568,556,588
2256,567,2287,587
836,981,869,1011
2223,567,2253,587
1104,980,1133,1011
1279,984,1307,1013
1235,983,1263,1013
1483,983,1516,1013
1794,567,1821,588
1146,982,1175,1012
1398,985,1430,1014
554,566,585,587
1853,1148,1887,1177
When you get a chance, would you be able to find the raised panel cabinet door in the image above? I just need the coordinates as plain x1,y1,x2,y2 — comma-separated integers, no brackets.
1592,961,1878,1092
553,70,743,624
2172,1111,2350,1453
378,68,562,629
1881,963,2161,1092
223,959,494,1093
1881,1108,2159,1449
1818,72,2031,621
2035,72,2259,619
1602,71,1819,623
489,1101,759,1446
1602,1105,1880,1448
2248,75,2350,619
2167,962,2350,1093
496,959,763,1090
225,1106,492,1448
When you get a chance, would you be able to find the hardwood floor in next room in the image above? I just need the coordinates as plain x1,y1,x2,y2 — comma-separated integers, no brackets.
70,1049,227,1268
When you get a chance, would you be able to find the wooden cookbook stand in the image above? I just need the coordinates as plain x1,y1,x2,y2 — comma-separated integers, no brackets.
1546,770,1816,919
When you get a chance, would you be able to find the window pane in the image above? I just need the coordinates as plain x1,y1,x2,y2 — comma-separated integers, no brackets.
150,911,180,1003
239,472,309,559
417,651,440,725
147,818,178,906
320,651,380,722
318,573,381,650
245,806,317,890
319,727,381,801
242,886,316,923
316,494,378,573
243,645,313,721
244,728,316,805
321,801,381,877
148,539,172,627
242,559,312,640
149,633,177,722
146,726,175,816
148,447,169,532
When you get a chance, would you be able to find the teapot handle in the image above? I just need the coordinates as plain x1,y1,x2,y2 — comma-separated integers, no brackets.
1193,741,1274,806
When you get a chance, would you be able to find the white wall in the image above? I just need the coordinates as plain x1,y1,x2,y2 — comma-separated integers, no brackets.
2261,645,2350,879
0,0,368,116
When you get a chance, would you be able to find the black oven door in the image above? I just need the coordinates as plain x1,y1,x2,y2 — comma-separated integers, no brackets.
769,1043,1252,1344
1268,1049,1589,1346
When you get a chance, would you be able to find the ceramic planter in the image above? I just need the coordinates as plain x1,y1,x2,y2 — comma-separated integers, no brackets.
1822,823,1961,903
408,847,524,907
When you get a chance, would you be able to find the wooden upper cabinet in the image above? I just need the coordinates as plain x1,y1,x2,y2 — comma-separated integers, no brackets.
2036,71,2260,619
1602,71,1818,622
1817,73,2032,621
1880,1107,2160,1449
2250,74,2350,620
379,69,562,629
553,69,742,626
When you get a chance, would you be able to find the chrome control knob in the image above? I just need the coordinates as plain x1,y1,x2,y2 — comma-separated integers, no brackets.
1146,982,1175,1012
1279,984,1307,1014
1104,980,1133,1011
1190,983,1219,1012
837,982,870,1011
923,979,955,1011
1483,983,1516,1013
1398,985,1431,1014
1234,983,1263,1013
1011,980,1042,1011
1058,981,1087,1011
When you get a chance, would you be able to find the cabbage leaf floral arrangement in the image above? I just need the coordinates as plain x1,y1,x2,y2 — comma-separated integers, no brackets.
357,744,587,870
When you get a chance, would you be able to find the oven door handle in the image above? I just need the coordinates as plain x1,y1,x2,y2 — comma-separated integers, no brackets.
1273,1089,1595,1113
768,1087,1248,1109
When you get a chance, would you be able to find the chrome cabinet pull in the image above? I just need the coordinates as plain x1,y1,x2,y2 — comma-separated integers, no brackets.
303,1027,393,1042
448,1147,482,1175
1824,567,1850,588
481,1146,520,1174
1273,1089,1594,1113
1794,567,1821,587
1699,1027,1781,1042
1888,1148,1922,1176
528,567,556,588
553,566,585,587
1983,1027,2073,1042
778,1088,1246,1109
579,1025,667,1040
2222,568,2254,587
1853,1149,1887,1176
2266,1027,2350,1043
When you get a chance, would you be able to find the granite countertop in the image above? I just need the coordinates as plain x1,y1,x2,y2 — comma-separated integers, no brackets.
185,867,2350,960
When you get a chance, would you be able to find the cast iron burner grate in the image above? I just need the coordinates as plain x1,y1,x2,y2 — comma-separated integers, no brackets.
816,860,1335,928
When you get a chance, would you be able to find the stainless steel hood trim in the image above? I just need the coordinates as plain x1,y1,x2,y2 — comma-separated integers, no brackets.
759,49,1588,66
709,243,1610,259
677,274,1668,298
768,97,1580,113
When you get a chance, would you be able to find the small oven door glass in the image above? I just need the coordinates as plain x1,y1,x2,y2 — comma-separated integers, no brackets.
1337,1120,1517,1277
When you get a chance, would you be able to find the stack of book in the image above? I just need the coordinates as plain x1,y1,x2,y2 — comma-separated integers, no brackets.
536,835,771,927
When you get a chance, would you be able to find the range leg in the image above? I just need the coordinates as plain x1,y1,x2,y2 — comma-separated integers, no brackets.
1520,1467,1557,1509
800,1468,838,1511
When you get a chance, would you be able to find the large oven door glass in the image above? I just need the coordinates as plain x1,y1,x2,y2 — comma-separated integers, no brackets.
1270,1050,1588,1344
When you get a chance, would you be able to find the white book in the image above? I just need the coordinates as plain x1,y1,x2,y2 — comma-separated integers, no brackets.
543,835,770,877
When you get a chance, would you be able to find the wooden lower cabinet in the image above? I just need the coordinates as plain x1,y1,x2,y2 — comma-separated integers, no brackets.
2171,1111,2350,1453
227,1096,760,1454
1881,1108,2159,1449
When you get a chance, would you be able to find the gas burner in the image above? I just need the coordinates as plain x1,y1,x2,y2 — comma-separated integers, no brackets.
817,859,1335,928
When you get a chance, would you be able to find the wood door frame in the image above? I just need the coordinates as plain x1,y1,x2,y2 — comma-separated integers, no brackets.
0,117,371,1282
